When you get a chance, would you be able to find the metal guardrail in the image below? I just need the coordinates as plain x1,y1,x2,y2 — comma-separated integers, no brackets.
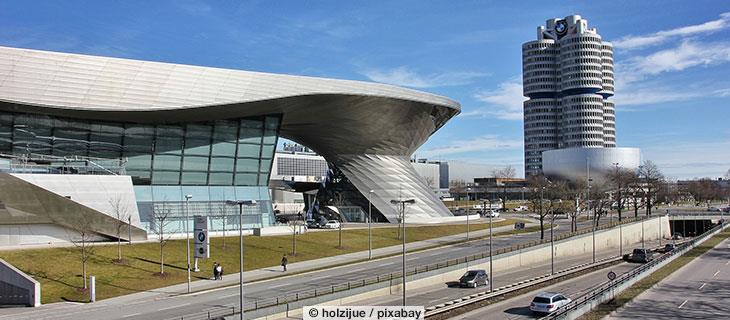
541,222,727,320
424,255,622,318
173,216,657,320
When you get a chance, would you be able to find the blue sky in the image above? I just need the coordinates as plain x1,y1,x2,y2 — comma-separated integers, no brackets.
1,1,729,180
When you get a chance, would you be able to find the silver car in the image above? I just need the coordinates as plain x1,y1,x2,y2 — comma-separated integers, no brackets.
530,292,571,314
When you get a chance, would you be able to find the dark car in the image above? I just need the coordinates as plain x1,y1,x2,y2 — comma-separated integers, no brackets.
459,269,489,288
624,248,654,263
657,243,675,253
275,216,288,224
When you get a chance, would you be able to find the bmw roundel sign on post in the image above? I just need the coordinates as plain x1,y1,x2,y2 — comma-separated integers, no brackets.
193,215,210,259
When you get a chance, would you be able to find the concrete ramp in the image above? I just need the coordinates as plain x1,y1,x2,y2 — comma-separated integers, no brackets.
0,258,40,307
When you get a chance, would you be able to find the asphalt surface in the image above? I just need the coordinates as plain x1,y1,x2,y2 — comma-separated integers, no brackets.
452,262,639,320
607,237,730,319
0,217,633,320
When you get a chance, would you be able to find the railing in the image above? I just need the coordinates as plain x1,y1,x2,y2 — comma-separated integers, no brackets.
542,221,726,319
174,215,657,319
0,153,126,175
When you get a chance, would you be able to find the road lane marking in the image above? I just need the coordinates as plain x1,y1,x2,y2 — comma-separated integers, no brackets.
158,303,191,311
122,313,141,318
714,270,720,278
310,275,329,281
678,300,688,309
699,283,707,290
726,260,729,266
270,283,288,289
351,267,367,272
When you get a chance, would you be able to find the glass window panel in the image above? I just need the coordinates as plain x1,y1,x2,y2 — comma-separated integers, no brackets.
237,144,261,157
258,173,269,186
181,172,208,185
181,186,211,201
185,124,211,139
213,121,238,141
238,128,262,144
151,186,183,201
209,172,233,185
125,125,155,137
235,158,259,172
262,130,277,145
265,116,280,130
234,186,261,199
156,137,183,155
210,157,234,172
184,138,210,156
240,119,263,129
126,154,152,170
211,142,236,156
259,159,272,173
260,145,275,158
128,170,151,185
209,186,237,201
156,125,183,137
123,137,153,154
152,154,181,170
134,186,154,202
234,173,257,186
152,171,180,185
182,155,209,171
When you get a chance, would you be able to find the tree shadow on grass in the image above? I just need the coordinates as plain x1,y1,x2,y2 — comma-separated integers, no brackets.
134,257,187,272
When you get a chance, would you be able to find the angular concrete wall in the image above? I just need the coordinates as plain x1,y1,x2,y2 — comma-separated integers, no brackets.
0,258,40,307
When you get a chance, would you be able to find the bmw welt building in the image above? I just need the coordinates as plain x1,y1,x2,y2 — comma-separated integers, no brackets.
0,46,460,246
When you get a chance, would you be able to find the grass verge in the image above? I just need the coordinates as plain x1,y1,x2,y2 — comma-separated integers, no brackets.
578,228,730,320
0,219,520,303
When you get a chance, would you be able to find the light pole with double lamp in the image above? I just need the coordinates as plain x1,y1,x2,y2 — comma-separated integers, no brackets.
226,199,257,320
368,189,374,260
184,194,192,293
391,198,416,306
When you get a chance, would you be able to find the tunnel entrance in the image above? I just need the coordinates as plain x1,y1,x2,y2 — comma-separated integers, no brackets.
670,219,715,237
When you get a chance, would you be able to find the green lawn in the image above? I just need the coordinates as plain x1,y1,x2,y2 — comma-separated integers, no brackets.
0,219,519,304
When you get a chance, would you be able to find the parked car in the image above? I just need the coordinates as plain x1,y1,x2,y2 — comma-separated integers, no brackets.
306,219,320,229
623,248,654,263
529,292,572,314
657,243,675,253
459,269,489,288
275,216,288,224
672,232,683,240
708,207,721,212
323,220,341,229
482,210,500,218
722,207,730,213
513,205,528,212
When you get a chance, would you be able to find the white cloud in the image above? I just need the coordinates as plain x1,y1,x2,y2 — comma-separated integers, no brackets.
614,87,701,106
466,78,525,120
361,66,488,88
641,140,730,179
419,135,522,157
614,12,730,50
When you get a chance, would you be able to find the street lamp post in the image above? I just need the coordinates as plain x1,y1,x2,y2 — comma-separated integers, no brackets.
368,190,374,260
390,198,416,307
184,194,192,293
483,200,493,292
226,199,257,320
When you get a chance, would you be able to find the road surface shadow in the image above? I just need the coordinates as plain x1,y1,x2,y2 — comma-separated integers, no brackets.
504,306,536,317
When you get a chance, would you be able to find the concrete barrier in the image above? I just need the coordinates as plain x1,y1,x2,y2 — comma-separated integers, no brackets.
0,258,40,307
250,217,668,320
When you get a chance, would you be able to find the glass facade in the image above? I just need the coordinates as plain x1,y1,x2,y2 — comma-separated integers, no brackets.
0,111,281,233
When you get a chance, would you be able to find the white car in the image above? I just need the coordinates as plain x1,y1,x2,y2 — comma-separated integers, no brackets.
530,292,571,314
484,210,500,218
323,220,341,229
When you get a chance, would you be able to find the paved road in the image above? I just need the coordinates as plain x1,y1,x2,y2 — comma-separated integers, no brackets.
0,217,625,320
452,262,639,320
344,240,661,312
607,237,730,319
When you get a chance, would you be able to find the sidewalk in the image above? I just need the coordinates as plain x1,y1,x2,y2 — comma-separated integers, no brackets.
85,219,535,306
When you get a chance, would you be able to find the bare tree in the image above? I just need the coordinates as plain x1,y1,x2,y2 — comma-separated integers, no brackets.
492,165,516,179
65,215,97,290
638,160,665,216
449,179,467,200
288,213,304,256
606,166,635,221
109,195,131,263
424,176,435,190
216,203,228,250
150,203,175,275
725,169,730,181
587,183,610,226
564,180,586,232
527,174,556,240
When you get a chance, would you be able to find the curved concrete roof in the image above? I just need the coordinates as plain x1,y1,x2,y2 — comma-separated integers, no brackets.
0,46,462,223
0,46,458,113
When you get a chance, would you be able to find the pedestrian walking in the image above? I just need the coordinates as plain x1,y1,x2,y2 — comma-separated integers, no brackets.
281,255,288,272
216,263,223,280
213,262,219,280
